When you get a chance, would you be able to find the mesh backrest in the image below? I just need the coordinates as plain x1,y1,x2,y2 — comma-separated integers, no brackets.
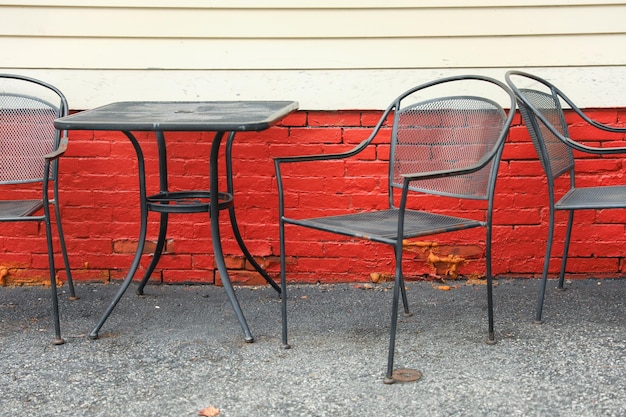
518,88,574,179
391,96,507,199
0,85,61,185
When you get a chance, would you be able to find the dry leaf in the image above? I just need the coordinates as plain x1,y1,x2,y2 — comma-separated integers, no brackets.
370,272,393,283
436,285,451,291
198,406,220,417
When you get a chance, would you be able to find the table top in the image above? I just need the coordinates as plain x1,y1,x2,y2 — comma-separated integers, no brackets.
54,100,298,132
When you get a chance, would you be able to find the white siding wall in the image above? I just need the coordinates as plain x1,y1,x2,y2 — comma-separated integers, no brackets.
1,0,625,109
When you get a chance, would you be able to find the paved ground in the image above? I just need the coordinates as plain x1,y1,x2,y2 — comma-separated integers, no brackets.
0,278,624,417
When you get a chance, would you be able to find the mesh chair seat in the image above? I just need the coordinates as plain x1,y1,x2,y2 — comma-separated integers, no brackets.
0,199,44,218
556,186,626,210
288,209,484,242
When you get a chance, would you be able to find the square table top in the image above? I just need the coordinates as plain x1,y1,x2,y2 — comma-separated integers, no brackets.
54,100,298,132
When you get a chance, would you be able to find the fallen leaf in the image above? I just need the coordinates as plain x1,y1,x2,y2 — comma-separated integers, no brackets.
370,272,393,283
436,285,451,291
198,406,220,417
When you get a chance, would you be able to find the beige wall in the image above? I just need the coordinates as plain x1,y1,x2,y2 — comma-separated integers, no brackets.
1,0,625,109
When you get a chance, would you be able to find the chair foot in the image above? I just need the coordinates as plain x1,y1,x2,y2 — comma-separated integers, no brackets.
533,319,544,325
245,336,254,343
69,296,80,301
384,369,422,384
136,289,144,296
556,286,566,292
53,337,65,345
281,343,292,350
88,331,99,340
402,312,413,318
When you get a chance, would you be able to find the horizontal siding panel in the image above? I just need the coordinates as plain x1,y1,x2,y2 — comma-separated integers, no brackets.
2,5,625,38
11,67,626,111
1,0,625,110
4,35,625,70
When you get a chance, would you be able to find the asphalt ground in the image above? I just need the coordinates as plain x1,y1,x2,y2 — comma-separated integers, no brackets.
0,278,624,417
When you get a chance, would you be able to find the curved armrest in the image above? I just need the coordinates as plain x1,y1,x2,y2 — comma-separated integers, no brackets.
276,104,394,166
275,147,363,165
563,95,626,135
527,105,626,156
43,136,69,161
548,89,626,154
275,127,381,166
562,136,626,155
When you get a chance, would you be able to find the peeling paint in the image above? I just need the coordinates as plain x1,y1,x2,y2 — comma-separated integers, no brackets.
402,240,467,279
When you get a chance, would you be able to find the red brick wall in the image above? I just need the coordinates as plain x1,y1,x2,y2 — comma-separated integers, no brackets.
2,108,626,287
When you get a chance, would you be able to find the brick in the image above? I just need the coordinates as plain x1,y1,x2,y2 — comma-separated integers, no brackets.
360,110,385,127
215,269,268,286
288,127,342,144
279,111,307,127
308,111,362,127
163,269,213,284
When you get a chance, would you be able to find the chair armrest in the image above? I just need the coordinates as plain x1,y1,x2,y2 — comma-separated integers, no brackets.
529,106,626,156
43,136,68,161
552,92,626,153
275,136,373,165
401,149,497,182
275,104,392,166
561,136,626,155
567,100,626,135
275,149,358,165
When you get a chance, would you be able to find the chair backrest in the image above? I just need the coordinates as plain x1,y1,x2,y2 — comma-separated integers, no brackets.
0,74,68,185
505,71,575,181
388,76,515,201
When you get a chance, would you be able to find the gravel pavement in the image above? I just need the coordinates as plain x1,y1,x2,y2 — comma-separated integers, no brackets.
0,278,624,417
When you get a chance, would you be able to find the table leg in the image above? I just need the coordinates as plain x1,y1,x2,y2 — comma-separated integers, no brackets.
136,212,168,295
211,131,254,342
137,131,170,295
90,131,148,339
225,132,281,294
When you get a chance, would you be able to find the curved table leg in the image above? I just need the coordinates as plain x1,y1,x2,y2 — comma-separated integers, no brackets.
136,212,168,295
137,130,170,295
90,131,148,340
225,132,281,294
211,131,254,342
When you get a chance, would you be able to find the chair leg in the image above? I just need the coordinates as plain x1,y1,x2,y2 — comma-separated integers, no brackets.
557,210,574,290
394,247,411,316
383,268,402,384
383,244,422,384
54,201,77,301
279,220,290,350
399,275,411,316
485,230,496,345
45,216,64,345
536,209,556,324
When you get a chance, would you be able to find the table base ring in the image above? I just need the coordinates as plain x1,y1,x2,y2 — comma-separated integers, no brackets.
147,190,233,213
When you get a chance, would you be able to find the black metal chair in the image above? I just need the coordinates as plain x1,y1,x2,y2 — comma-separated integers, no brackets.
0,74,76,345
275,75,516,383
505,70,626,323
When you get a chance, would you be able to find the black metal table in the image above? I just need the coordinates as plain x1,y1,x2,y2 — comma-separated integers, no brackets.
55,100,298,342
